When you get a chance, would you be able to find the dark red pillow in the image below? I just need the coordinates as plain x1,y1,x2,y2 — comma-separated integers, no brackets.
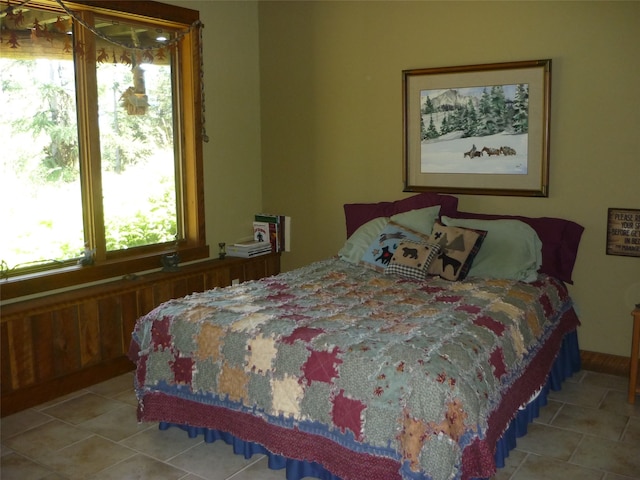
448,211,584,284
344,193,459,238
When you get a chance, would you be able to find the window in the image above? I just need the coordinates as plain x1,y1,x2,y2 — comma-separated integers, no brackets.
0,0,208,299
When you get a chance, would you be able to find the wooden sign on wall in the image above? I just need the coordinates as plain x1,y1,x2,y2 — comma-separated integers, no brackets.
606,208,640,257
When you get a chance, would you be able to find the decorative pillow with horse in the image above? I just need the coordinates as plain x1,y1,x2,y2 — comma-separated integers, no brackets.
361,221,430,272
427,222,487,281
385,241,441,281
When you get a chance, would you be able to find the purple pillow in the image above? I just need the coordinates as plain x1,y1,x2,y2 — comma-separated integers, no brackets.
449,211,584,284
344,193,459,238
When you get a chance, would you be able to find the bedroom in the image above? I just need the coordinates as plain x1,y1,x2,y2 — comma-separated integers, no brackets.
1,0,638,479
198,0,638,368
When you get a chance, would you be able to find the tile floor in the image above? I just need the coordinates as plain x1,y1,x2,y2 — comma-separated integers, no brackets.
1,369,639,480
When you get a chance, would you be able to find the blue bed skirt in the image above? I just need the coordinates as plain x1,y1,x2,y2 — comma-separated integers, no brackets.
159,330,581,480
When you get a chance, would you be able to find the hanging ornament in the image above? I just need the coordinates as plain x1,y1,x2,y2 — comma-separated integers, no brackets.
97,48,109,63
119,49,132,66
8,31,20,49
74,40,85,58
120,63,148,115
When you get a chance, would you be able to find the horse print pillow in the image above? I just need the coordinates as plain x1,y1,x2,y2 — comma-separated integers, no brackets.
361,221,431,272
427,221,487,281
385,241,440,281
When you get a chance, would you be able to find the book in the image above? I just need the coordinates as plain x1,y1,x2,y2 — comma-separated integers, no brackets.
253,219,278,252
252,221,273,250
226,248,271,258
255,213,290,252
282,215,291,252
227,241,272,258
231,241,270,250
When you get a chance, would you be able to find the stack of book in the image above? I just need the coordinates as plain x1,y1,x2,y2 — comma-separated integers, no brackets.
253,213,291,253
226,241,273,258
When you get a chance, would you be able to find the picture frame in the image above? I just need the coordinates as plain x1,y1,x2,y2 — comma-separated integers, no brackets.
606,208,640,258
403,59,551,196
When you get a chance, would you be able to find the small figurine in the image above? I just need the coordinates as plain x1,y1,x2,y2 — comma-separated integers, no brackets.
161,253,180,272
79,243,95,266
218,242,226,259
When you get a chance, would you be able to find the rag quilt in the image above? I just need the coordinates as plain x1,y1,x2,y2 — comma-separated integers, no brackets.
130,257,579,480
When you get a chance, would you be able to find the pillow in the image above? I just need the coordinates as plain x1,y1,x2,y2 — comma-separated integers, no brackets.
385,241,440,281
392,205,442,235
441,216,542,282
338,217,389,264
338,206,441,264
344,192,458,238
427,222,487,281
448,211,584,284
361,221,431,272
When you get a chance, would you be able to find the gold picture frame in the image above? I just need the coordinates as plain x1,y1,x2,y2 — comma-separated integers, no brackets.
403,59,551,196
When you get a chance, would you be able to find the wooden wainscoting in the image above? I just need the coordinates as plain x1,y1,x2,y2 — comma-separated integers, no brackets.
0,253,280,417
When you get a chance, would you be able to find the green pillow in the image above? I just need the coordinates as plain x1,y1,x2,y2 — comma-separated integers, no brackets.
338,206,441,264
441,216,542,282
338,216,388,264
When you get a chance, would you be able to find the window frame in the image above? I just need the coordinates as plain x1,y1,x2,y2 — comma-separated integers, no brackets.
1,0,208,300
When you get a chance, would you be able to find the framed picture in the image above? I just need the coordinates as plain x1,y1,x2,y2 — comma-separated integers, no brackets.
403,59,551,196
606,208,640,257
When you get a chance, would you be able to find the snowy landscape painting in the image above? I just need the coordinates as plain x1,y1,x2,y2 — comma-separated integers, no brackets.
403,60,551,196
420,84,529,175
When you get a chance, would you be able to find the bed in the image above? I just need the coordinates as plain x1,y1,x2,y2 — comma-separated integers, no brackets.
129,193,584,480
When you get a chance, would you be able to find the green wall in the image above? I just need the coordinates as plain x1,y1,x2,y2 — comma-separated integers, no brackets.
180,1,639,358
257,1,639,358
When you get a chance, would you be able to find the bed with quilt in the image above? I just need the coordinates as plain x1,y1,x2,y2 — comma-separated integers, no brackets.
129,193,584,480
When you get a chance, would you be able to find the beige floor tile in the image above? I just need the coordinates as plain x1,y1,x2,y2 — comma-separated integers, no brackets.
622,415,640,445
600,390,640,418
88,453,189,480
581,371,629,392
494,448,527,479
534,399,563,425
40,473,70,479
37,435,136,480
0,452,57,480
41,393,126,425
511,423,582,461
3,419,92,460
512,453,604,480
230,456,287,480
548,381,607,408
121,424,203,461
78,404,150,441
167,441,263,480
1,443,14,457
33,389,91,412
604,474,640,480
112,388,140,407
567,369,588,382
572,435,640,478
552,404,628,440
86,372,136,398
1,409,52,441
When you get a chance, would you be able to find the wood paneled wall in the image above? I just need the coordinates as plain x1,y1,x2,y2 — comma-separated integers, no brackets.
0,253,280,416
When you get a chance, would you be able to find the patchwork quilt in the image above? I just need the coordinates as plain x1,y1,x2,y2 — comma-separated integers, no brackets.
130,257,579,480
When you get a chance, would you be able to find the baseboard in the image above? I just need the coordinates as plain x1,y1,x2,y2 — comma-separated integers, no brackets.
580,349,630,377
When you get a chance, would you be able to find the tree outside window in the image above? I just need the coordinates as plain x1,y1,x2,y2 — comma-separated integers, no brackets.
0,0,208,299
